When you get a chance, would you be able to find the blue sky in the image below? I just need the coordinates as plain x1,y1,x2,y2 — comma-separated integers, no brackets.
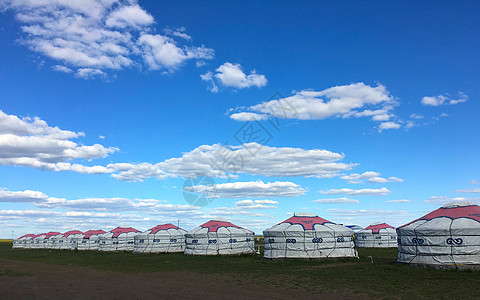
0,0,479,238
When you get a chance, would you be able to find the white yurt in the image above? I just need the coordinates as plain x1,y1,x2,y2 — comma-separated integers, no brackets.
98,227,140,252
133,224,187,254
74,230,105,250
53,230,84,250
44,232,62,249
397,202,480,269
23,234,38,249
345,225,364,233
32,233,46,249
12,234,36,249
355,222,397,248
185,220,255,255
263,212,357,259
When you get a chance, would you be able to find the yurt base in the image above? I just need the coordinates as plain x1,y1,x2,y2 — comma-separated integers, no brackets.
397,261,480,271
264,256,359,261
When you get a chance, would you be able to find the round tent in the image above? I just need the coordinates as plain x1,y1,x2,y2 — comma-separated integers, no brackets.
133,224,187,254
345,225,364,233
53,230,84,250
13,234,36,249
397,201,480,269
32,233,47,249
185,220,255,255
44,232,62,249
263,212,357,259
75,230,105,250
355,222,397,248
99,227,140,252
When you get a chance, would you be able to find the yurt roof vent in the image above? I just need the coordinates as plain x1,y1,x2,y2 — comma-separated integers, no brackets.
441,201,475,208
293,212,317,217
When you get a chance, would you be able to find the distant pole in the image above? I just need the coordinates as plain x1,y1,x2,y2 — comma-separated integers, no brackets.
12,230,14,240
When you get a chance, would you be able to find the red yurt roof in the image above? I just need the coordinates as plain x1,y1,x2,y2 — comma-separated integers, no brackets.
83,230,106,239
365,223,395,234
281,213,332,230
200,220,243,232
110,227,140,238
18,234,36,239
45,232,61,239
149,224,179,234
399,202,480,228
62,230,83,237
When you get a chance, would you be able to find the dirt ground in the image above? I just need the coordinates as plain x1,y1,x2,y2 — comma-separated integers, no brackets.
0,258,360,300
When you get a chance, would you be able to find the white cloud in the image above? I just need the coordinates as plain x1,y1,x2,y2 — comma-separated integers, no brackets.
0,188,48,203
52,65,72,73
320,187,391,196
229,112,268,121
454,188,480,193
164,27,192,41
470,179,480,185
425,196,480,204
378,121,401,131
312,198,359,204
421,93,468,106
409,114,424,119
229,83,396,125
0,110,117,173
185,181,305,199
201,62,267,92
340,171,403,184
3,0,213,78
75,68,106,79
326,208,408,216
107,143,355,181
386,199,411,203
105,4,154,28
138,34,213,70
0,109,357,181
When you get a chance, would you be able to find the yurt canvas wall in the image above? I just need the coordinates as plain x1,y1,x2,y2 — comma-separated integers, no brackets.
185,220,254,255
133,224,187,254
75,230,105,250
264,212,356,259
397,202,480,269
355,223,397,248
99,227,140,252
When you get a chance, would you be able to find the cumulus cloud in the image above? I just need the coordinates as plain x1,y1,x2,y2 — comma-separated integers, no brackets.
425,196,480,204
229,83,396,127
185,181,305,199
107,143,355,181
386,199,411,203
201,62,267,92
0,110,357,181
164,27,192,41
0,110,117,173
340,171,403,184
421,93,468,106
326,208,408,216
0,188,48,203
320,187,391,196
312,198,359,204
454,188,480,193
378,121,401,132
138,34,213,70
2,0,213,78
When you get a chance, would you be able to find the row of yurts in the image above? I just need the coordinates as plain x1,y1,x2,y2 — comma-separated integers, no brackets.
12,202,480,269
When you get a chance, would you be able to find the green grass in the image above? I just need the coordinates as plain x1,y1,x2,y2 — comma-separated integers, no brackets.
1,241,478,299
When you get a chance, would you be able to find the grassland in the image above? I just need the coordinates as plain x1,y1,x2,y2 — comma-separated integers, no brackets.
1,240,478,299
